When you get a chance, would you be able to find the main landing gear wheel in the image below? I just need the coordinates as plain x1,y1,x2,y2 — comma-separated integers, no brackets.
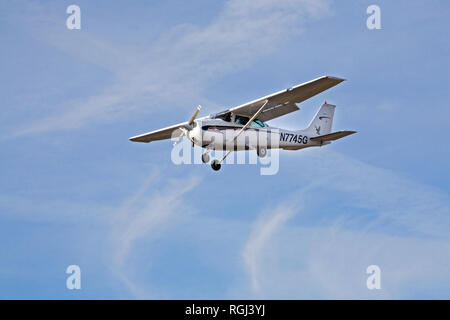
257,147,267,158
201,153,210,163
211,160,221,171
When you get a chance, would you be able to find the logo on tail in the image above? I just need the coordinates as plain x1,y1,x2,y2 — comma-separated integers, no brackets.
315,125,321,135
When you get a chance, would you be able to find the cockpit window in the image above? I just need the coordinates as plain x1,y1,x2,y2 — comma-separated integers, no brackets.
213,112,231,122
234,115,249,125
251,119,265,128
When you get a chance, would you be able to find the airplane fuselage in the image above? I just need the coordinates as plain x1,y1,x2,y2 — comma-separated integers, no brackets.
187,119,326,152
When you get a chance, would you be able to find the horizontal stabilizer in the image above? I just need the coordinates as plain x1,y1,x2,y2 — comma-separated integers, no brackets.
310,130,356,142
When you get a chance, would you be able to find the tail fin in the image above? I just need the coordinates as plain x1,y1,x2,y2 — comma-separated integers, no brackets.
306,102,335,136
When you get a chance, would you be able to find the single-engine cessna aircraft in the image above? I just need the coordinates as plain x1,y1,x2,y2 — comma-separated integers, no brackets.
129,76,356,171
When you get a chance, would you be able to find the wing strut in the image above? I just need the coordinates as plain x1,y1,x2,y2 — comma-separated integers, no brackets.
219,100,269,164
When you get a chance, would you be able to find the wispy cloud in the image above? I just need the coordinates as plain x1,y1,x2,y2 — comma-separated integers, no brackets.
243,204,297,294
241,150,450,298
8,0,332,136
109,173,201,298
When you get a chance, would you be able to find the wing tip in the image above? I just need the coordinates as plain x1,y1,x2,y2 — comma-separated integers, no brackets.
325,75,346,82
129,136,150,143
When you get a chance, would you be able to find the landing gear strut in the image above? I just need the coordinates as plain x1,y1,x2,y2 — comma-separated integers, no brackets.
211,160,221,171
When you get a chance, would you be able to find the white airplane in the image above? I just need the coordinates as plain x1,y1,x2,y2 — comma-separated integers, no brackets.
129,76,356,171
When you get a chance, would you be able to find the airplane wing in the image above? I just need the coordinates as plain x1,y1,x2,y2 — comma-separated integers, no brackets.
129,121,188,143
310,130,356,143
129,76,344,143
229,76,345,122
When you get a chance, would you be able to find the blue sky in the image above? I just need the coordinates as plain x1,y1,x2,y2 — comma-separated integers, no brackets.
0,0,449,299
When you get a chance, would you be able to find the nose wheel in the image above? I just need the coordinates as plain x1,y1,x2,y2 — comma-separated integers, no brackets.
211,160,221,171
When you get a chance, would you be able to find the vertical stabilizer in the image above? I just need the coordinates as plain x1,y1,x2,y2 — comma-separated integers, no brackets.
306,102,335,136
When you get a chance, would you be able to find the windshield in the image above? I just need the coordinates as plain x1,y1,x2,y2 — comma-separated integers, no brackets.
234,115,265,127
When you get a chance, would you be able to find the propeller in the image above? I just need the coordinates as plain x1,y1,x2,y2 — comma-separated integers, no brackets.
187,105,201,128
173,105,201,146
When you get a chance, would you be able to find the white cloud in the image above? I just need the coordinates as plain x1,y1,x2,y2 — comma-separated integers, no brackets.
241,150,450,298
109,173,201,298
242,204,297,294
9,0,332,136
